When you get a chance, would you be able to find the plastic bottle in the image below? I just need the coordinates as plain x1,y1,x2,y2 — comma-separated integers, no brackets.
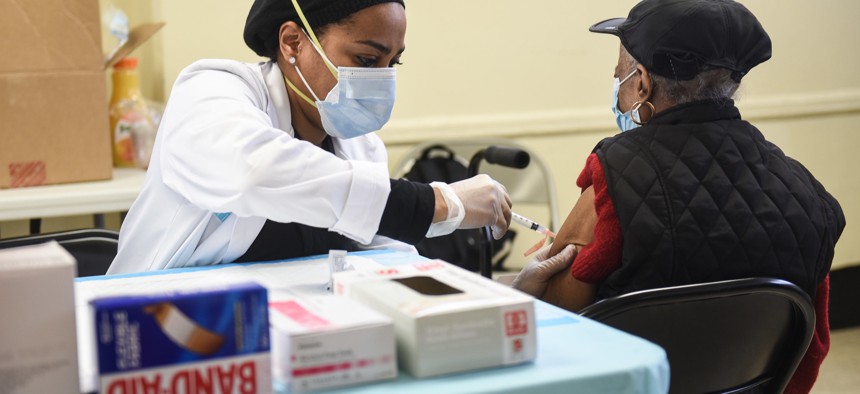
109,57,155,168
327,250,352,292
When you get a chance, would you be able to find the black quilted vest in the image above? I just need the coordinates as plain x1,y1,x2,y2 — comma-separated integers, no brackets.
594,100,844,300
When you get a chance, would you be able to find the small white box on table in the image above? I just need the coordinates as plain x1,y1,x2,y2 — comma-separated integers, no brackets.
269,291,396,393
333,260,536,378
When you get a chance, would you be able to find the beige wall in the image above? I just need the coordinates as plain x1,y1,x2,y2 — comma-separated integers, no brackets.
6,1,856,269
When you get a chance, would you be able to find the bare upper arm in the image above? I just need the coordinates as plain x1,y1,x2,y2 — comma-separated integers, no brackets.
549,186,598,257
541,267,598,312
540,185,599,312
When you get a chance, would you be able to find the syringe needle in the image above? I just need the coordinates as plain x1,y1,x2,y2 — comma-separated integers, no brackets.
511,212,556,238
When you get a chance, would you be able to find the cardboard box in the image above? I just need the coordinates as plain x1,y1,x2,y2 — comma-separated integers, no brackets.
92,282,272,394
0,0,112,188
0,242,79,393
269,292,397,393
334,260,537,378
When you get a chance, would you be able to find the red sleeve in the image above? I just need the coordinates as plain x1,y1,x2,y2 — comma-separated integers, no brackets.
569,154,623,283
785,275,830,394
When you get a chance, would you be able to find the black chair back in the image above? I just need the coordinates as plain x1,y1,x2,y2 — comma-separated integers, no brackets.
0,229,119,277
579,278,815,394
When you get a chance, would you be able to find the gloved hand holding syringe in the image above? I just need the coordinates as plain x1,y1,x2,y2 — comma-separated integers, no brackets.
511,212,557,256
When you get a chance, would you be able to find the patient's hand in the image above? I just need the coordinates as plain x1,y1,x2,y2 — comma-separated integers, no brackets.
539,186,599,312
511,244,576,298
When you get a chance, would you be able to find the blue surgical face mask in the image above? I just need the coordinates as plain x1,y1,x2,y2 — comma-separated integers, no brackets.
283,5,396,140
611,69,639,132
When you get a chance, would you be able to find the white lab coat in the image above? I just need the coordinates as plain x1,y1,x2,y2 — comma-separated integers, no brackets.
108,60,412,274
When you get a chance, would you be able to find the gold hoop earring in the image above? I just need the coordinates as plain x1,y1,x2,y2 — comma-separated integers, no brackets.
630,100,656,125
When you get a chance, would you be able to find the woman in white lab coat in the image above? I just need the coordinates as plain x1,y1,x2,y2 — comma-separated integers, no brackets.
107,0,513,274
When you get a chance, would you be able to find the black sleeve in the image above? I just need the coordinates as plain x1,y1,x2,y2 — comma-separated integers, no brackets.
787,157,846,281
377,178,435,245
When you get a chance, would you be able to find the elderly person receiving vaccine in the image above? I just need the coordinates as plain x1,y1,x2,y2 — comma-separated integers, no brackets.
512,1,844,393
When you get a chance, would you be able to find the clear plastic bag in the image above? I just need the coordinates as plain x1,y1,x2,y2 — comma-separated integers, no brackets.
132,99,164,169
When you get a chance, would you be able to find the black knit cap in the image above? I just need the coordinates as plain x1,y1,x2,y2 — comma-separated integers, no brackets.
589,0,771,81
244,0,405,58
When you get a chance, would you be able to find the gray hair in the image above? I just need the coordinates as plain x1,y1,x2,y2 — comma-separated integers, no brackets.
622,49,740,106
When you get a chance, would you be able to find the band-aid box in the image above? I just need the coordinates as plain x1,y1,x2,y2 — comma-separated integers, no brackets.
333,260,536,378
269,292,396,393
0,242,79,393
92,282,271,393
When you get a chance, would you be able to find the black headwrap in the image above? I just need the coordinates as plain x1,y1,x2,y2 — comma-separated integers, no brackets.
244,0,406,58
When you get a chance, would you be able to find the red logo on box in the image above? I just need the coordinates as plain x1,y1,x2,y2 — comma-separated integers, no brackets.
505,310,528,336
513,338,523,353
414,261,446,271
9,161,46,188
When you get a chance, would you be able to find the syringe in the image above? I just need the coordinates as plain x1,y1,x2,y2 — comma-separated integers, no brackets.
512,212,556,238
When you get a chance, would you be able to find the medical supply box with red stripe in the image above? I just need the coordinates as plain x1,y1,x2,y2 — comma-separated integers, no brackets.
92,282,271,394
333,260,537,378
268,291,397,393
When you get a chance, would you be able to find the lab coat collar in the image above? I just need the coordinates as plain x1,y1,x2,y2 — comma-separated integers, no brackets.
261,61,295,137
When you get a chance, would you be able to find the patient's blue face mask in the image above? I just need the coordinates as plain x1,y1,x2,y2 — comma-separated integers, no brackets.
611,69,639,132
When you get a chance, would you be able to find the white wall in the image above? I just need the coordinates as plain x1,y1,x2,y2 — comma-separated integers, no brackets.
6,1,855,269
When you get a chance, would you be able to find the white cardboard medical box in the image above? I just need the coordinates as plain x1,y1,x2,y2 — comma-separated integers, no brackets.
269,292,397,393
333,260,537,378
0,242,79,393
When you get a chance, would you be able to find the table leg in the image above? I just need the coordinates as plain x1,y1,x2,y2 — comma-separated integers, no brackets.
93,214,106,229
29,218,41,234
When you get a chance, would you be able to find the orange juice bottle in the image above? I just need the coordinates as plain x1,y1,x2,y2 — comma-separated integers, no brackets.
109,57,153,167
